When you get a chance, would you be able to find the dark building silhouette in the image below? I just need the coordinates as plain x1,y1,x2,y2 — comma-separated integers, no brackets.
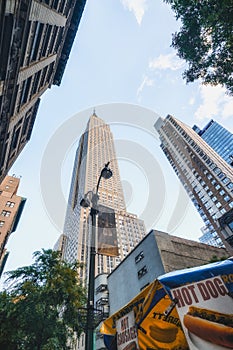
0,0,86,182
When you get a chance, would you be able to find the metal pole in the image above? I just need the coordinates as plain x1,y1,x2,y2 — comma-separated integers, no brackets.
83,162,112,350
85,206,98,350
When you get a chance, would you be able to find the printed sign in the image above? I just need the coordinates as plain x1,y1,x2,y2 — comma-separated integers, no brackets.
97,205,119,256
116,310,139,350
171,276,233,350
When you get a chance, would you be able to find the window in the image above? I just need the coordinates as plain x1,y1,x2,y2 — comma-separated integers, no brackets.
224,195,230,202
6,201,15,208
228,220,233,231
135,251,144,263
218,172,225,180
137,266,147,279
213,167,221,174
0,221,4,227
227,182,233,189
1,210,11,217
223,177,230,184
140,283,150,291
96,284,108,294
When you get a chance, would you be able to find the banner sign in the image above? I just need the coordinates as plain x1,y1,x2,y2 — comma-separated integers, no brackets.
159,259,233,350
101,258,233,350
97,205,119,257
116,310,139,350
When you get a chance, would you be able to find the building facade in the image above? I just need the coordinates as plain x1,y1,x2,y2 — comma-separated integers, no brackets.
193,119,233,166
0,175,26,276
193,120,233,246
62,113,147,285
107,229,229,314
0,0,86,182
155,115,233,253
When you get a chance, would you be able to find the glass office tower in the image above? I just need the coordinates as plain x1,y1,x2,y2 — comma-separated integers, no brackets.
193,120,233,166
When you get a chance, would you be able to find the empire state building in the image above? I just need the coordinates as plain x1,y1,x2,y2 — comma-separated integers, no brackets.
62,112,146,284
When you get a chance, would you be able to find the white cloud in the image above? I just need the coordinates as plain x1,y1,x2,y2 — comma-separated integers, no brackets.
137,75,154,96
189,97,195,105
194,85,233,121
149,53,185,71
222,97,233,120
121,0,147,25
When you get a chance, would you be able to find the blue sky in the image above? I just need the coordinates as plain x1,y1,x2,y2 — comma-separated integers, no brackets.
3,0,233,279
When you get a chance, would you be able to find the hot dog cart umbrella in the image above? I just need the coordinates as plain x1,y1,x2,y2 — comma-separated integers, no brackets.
100,258,233,350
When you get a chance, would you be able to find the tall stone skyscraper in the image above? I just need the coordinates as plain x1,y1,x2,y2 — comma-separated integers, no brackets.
62,113,146,285
155,115,233,252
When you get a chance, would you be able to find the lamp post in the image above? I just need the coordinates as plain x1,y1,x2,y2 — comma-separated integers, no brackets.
80,162,113,350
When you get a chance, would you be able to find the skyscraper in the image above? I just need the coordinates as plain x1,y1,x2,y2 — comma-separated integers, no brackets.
193,120,233,245
155,115,233,253
193,119,233,166
62,113,146,285
0,0,86,182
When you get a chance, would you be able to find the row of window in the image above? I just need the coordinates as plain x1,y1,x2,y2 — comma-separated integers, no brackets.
135,251,148,279
168,117,233,188
1,210,11,217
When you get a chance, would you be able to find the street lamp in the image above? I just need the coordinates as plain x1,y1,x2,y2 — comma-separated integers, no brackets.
80,162,113,350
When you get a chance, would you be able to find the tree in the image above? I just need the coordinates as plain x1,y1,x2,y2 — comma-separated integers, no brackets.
164,0,233,94
0,249,86,350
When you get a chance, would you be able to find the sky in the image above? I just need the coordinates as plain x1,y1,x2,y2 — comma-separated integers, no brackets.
3,0,233,281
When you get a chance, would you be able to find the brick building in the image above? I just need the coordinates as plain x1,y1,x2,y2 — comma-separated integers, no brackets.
0,175,26,276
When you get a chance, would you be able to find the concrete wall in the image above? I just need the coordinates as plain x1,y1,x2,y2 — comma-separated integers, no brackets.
108,230,229,314
108,231,165,314
155,231,228,272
